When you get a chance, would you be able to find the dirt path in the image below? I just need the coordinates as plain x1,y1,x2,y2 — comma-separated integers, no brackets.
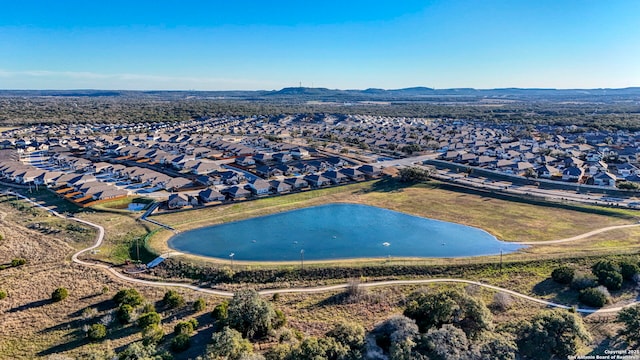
9,190,639,315
516,223,640,245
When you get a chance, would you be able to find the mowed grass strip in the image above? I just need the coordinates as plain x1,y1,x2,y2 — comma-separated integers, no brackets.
151,180,638,244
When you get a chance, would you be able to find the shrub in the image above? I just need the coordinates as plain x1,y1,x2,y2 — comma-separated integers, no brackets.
170,333,191,352
142,303,156,313
11,258,27,267
598,270,623,291
163,290,185,309
620,261,639,281
174,321,195,335
138,312,161,329
227,289,277,339
142,324,164,345
51,287,69,302
516,310,591,359
570,273,598,291
273,309,286,329
326,321,366,350
0,290,7,300
551,266,575,285
618,304,640,346
592,260,620,275
579,287,609,308
212,301,229,325
114,288,144,307
207,327,253,359
193,298,206,312
87,324,107,340
117,304,134,324
492,292,513,312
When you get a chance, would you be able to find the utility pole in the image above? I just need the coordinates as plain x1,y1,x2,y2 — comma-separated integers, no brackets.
300,249,304,271
500,249,503,273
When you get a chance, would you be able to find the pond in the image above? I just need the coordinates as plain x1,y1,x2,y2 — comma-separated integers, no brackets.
168,204,524,261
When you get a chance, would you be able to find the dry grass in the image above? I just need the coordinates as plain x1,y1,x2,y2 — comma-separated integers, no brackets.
0,199,223,359
148,180,639,264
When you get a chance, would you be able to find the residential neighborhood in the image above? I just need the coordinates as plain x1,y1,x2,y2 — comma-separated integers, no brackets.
2,114,640,211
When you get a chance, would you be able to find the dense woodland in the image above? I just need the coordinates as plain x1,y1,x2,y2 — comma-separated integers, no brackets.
1,89,640,130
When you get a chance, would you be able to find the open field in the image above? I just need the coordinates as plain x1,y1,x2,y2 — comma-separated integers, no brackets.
148,179,640,265
1,183,638,358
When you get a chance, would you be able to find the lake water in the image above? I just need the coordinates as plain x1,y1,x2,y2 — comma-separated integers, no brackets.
168,204,524,261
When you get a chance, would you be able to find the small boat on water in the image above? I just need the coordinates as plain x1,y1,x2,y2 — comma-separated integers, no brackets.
382,242,390,247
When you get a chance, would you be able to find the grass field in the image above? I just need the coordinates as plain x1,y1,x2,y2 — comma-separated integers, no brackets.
1,183,636,357
148,179,640,264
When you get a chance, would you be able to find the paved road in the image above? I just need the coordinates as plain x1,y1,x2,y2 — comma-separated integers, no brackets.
7,188,639,315
374,153,439,168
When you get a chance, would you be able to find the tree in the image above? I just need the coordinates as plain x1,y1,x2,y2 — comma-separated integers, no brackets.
227,289,277,339
551,266,575,285
620,261,639,281
138,312,161,329
403,290,492,339
570,272,598,291
592,260,623,290
326,321,366,350
598,270,623,291
476,332,517,360
114,288,144,307
87,324,107,341
0,289,7,300
206,327,253,360
370,315,419,355
617,304,640,347
289,337,349,360
398,166,433,183
578,287,609,308
163,290,185,309
193,297,207,312
117,304,134,324
419,324,476,360
516,310,591,359
51,287,69,302
171,333,191,352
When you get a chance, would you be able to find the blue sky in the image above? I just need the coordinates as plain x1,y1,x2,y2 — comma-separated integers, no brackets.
1,0,638,90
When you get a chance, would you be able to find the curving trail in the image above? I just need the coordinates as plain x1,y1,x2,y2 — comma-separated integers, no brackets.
6,190,639,315
516,223,640,245
68,216,640,315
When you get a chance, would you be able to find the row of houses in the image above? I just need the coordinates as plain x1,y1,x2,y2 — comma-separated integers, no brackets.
167,164,383,209
0,159,129,201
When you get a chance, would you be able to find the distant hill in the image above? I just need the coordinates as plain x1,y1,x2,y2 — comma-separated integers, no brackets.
1,87,639,102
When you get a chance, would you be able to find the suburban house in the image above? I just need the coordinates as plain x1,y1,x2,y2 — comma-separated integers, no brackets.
322,170,348,184
304,174,330,187
235,156,255,166
562,166,584,182
222,186,251,200
269,180,292,194
592,172,617,187
284,177,309,189
247,178,271,195
339,167,365,181
168,193,189,209
357,164,382,178
198,188,225,203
